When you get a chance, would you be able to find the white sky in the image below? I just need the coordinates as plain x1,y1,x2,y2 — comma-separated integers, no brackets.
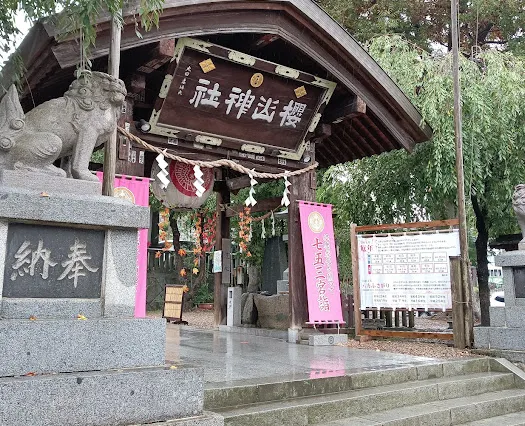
0,13,31,64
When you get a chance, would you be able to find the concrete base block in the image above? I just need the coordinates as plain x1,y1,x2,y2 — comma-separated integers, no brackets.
1,298,102,319
495,250,525,267
506,306,525,328
0,318,166,377
474,326,525,351
0,170,102,196
308,334,348,346
288,327,300,343
0,187,149,229
276,280,289,293
0,366,203,426
474,326,490,348
490,307,506,327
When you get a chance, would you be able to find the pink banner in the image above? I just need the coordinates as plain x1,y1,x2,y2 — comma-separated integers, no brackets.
97,173,150,318
298,201,344,323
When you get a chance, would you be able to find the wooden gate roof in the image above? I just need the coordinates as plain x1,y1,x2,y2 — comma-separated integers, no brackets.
1,0,432,168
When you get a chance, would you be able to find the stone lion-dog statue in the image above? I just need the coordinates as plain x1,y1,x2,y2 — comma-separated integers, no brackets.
0,72,126,181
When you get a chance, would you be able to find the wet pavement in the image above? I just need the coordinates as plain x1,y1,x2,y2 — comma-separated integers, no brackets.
165,325,441,386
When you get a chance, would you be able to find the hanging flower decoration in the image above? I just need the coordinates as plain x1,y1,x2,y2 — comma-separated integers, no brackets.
238,207,252,258
178,248,187,257
192,267,199,275
202,211,217,253
179,268,187,277
182,285,190,293
155,251,162,259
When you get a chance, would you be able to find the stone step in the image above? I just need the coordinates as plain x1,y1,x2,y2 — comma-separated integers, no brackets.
320,388,525,425
460,411,525,425
205,358,491,410
133,412,224,425
216,372,515,425
0,365,204,426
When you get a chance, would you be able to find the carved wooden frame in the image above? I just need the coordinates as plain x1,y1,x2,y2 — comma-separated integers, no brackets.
148,37,337,162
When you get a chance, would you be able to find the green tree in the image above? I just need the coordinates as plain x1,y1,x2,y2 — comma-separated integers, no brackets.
318,35,525,325
0,0,164,61
319,0,525,54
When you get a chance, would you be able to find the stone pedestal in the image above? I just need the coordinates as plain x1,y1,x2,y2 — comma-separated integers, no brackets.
0,172,221,426
227,286,242,327
474,250,525,358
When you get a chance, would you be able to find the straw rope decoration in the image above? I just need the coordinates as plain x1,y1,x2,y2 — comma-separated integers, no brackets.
117,127,318,179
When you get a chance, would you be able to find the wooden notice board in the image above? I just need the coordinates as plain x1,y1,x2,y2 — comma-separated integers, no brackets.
163,285,188,324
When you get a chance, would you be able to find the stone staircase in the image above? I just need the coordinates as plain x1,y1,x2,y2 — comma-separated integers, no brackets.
205,358,525,425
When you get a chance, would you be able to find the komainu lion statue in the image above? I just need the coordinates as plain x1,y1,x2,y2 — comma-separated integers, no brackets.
513,184,525,244
0,72,126,182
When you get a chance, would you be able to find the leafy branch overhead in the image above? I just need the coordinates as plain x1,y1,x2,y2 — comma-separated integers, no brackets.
0,0,164,57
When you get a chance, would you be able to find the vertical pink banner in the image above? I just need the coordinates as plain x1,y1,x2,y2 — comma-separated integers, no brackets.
97,172,150,318
298,201,344,323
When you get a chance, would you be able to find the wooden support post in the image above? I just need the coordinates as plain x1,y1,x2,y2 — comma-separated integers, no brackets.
402,311,408,327
408,311,415,328
214,169,230,327
385,310,393,328
450,256,466,349
350,223,362,336
288,166,316,330
394,310,400,327
102,12,122,196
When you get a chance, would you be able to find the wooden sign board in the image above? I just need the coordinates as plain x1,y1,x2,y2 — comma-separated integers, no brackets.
163,284,188,324
149,38,337,162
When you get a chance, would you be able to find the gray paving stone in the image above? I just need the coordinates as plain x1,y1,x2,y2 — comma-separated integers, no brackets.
506,307,525,328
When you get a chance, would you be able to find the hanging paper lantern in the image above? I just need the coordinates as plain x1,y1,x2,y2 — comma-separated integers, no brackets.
151,160,214,209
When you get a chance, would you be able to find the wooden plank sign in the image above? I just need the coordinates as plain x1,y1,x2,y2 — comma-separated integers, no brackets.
163,284,188,324
149,38,337,162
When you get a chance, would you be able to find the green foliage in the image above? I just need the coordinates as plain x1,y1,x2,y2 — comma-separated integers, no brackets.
319,35,525,276
192,282,214,304
0,0,164,74
319,0,525,54
231,180,288,267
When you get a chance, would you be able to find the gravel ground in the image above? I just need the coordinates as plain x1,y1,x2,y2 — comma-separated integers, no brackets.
148,308,216,329
345,339,475,359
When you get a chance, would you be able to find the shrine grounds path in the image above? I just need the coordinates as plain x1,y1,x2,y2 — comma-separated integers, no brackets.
165,325,442,386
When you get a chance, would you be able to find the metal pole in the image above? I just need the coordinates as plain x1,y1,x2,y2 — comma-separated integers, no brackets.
102,11,122,196
451,0,473,346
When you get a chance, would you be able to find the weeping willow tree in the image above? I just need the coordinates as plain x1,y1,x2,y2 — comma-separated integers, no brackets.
0,0,164,68
318,35,525,325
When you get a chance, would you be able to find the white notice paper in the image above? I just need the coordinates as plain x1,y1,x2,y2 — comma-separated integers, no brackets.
357,231,460,311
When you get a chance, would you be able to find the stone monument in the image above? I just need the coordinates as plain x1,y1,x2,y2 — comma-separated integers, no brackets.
474,185,525,362
0,74,222,425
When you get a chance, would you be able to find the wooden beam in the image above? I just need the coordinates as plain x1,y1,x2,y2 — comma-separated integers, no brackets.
322,96,366,124
250,34,280,50
225,196,282,218
288,147,316,330
137,39,175,73
226,175,272,192
450,256,466,349
102,13,122,197
355,219,459,233
214,168,230,327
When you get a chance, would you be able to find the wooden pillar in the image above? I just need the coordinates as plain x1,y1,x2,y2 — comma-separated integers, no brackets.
214,169,230,327
102,12,122,196
288,164,316,330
